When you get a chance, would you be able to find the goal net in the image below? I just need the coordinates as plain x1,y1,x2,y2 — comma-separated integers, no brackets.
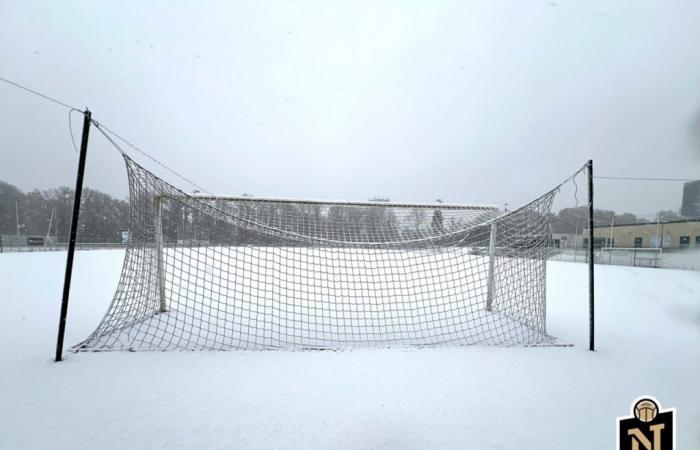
76,154,560,351
597,247,662,268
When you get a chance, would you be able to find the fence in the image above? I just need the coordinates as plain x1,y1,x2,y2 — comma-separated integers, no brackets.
548,247,700,271
0,235,126,253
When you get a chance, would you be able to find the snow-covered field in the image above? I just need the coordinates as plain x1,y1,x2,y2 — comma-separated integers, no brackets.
0,250,698,449
86,247,551,351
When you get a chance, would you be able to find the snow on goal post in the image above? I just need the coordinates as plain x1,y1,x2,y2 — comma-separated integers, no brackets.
76,154,561,351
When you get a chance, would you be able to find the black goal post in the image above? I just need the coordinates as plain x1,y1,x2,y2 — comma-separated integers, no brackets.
55,108,91,362
587,159,595,352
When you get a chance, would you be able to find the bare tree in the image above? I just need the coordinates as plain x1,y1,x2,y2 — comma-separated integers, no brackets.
410,208,427,232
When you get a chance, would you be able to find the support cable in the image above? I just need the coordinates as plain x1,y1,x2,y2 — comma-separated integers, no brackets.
594,176,695,182
0,75,82,111
91,120,212,195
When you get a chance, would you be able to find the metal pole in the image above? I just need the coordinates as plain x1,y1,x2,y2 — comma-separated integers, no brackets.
660,221,665,250
55,109,91,362
486,222,497,311
46,208,55,242
587,159,595,352
655,213,661,248
16,200,20,235
609,216,614,247
573,219,579,262
608,216,614,263
44,208,56,247
154,196,168,312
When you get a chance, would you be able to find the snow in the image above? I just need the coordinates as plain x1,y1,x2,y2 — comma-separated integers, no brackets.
0,250,698,449
84,247,553,351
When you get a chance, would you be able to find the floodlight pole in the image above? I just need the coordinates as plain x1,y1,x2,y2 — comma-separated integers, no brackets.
55,108,91,362
587,159,595,352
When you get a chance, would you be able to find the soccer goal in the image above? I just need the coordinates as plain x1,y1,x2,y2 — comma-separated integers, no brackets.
598,247,662,268
74,154,574,351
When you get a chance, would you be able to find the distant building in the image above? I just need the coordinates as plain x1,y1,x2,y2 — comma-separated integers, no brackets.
582,220,700,249
681,180,700,218
551,232,581,249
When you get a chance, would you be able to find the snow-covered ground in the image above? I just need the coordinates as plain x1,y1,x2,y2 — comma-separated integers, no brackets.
0,250,698,449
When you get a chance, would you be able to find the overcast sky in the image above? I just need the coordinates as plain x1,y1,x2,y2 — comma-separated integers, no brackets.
1,0,700,216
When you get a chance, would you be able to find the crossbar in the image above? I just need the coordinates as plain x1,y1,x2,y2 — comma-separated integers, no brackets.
189,194,499,211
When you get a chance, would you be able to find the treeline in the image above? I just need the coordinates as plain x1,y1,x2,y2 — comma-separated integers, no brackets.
155,198,551,249
158,198,459,246
550,207,687,234
4,178,689,246
0,180,129,242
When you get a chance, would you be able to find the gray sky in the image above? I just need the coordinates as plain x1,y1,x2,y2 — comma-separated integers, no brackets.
1,0,700,216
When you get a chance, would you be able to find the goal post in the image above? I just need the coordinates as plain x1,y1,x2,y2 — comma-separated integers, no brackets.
154,195,167,313
485,222,497,312
75,153,579,352
598,247,662,268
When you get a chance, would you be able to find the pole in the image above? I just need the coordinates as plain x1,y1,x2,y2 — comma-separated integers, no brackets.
55,109,91,362
47,208,55,241
154,196,168,312
609,216,614,263
486,222,497,311
655,213,660,248
16,200,20,235
609,216,614,248
573,219,579,262
587,159,595,352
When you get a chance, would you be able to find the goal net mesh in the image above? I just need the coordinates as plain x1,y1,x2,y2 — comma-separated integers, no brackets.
77,154,559,351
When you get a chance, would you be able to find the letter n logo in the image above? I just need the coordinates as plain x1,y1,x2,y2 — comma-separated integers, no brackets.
617,397,675,450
